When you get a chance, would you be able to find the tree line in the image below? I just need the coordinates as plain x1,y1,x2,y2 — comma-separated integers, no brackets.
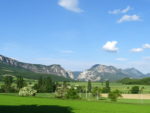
118,77,150,85
0,76,143,102
0,75,57,93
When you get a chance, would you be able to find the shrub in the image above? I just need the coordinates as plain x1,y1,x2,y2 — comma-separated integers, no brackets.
131,86,140,94
92,87,101,97
108,90,122,102
1,85,17,93
19,87,37,96
65,87,79,99
55,86,67,98
102,87,111,93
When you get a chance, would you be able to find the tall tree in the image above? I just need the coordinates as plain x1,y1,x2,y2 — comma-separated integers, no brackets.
102,80,111,93
87,80,92,93
16,76,24,89
44,77,53,92
38,77,43,86
36,77,53,93
3,76,13,92
63,81,67,89
106,80,110,88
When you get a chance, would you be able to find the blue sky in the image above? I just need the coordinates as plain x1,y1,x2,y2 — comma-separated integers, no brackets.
0,0,150,73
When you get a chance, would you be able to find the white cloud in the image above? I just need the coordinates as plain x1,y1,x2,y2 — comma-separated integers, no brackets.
61,50,74,54
143,44,150,49
58,0,83,13
131,48,143,53
116,58,128,61
109,6,132,14
117,15,140,23
103,41,118,52
131,43,150,53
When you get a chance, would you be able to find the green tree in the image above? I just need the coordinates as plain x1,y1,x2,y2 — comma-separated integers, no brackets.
87,80,92,93
44,77,53,92
102,80,111,93
35,77,43,92
38,77,43,87
131,86,140,94
65,87,79,99
92,87,101,97
35,77,53,93
3,76,13,92
108,89,122,102
16,76,24,89
63,81,68,89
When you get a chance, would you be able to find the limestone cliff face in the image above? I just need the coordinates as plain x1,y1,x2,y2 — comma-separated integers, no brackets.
0,55,74,79
78,64,144,81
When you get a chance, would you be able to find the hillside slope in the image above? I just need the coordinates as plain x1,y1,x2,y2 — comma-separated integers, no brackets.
0,63,71,81
0,55,74,79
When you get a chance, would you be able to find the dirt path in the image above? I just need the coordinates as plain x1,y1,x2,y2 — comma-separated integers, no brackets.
102,94,150,99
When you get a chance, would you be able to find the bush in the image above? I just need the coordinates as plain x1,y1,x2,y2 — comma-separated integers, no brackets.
1,85,17,93
65,87,79,99
108,90,122,102
102,87,111,93
131,86,140,94
0,88,5,93
19,87,37,96
92,87,101,97
55,86,67,98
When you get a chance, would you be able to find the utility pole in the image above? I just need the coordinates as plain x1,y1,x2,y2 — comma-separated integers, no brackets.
97,91,99,101
86,88,88,100
140,88,143,104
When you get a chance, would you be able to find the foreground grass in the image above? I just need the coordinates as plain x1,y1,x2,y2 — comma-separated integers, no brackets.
0,94,150,113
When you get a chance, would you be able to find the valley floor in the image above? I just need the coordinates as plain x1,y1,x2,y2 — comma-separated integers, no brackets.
0,94,150,113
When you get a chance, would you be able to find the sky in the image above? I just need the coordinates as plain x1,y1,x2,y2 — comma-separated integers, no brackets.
0,0,150,73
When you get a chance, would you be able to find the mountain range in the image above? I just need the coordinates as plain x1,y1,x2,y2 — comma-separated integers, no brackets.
0,55,74,81
0,55,149,81
78,64,147,81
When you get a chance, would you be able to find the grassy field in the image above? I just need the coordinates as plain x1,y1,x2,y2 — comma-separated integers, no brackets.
70,82,150,94
0,94,150,113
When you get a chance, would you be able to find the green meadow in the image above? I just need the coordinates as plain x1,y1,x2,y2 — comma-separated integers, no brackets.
0,94,150,113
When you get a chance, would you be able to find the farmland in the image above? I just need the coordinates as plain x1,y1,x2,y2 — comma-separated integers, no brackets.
70,82,150,94
0,80,150,113
0,94,150,113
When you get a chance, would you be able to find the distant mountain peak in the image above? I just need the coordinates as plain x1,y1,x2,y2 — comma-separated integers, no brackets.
78,64,144,81
89,64,118,74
